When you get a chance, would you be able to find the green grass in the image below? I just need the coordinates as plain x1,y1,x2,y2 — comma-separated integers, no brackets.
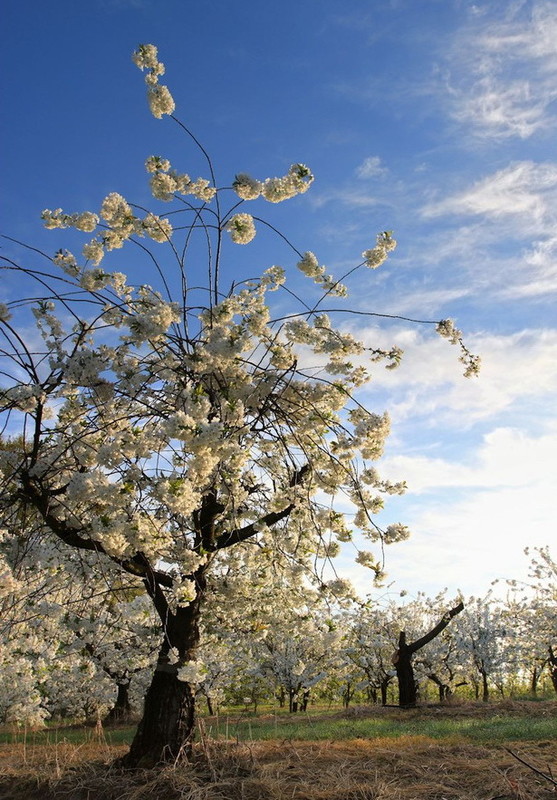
2,705,555,747
203,712,557,744
0,724,135,746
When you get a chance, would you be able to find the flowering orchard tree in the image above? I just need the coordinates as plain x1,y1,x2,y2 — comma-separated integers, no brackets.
0,45,478,766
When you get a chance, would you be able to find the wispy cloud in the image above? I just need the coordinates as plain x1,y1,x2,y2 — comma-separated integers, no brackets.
422,161,557,224
355,156,388,179
354,325,557,426
447,1,557,139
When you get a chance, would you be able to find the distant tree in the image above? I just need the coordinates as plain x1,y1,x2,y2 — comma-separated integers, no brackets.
0,44,478,766
392,598,464,707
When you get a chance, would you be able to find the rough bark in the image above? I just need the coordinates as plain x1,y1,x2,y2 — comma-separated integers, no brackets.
120,667,196,767
119,565,207,767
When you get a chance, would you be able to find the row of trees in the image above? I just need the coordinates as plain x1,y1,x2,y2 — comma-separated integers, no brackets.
1,42,480,767
2,538,555,728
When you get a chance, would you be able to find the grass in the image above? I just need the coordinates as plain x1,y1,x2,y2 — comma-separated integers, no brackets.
203,705,557,744
1,700,556,799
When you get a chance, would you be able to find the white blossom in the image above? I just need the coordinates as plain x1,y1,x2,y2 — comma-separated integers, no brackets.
226,213,256,244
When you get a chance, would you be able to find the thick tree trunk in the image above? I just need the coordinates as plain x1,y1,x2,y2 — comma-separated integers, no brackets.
119,564,206,768
104,680,133,724
120,666,196,767
393,633,418,708
380,678,389,706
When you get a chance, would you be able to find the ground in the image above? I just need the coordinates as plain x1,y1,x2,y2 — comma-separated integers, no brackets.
1,701,555,799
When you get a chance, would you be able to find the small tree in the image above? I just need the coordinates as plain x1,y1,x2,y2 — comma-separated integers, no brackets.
0,44,478,766
392,599,464,708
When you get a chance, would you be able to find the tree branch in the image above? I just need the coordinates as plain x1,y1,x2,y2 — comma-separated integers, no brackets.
408,601,464,655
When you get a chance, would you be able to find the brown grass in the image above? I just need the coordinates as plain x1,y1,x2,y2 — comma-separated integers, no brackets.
1,703,556,800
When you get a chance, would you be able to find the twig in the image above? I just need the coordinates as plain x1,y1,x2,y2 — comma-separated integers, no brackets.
504,747,557,787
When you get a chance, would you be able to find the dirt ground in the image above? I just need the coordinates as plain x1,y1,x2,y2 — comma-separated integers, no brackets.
1,702,556,800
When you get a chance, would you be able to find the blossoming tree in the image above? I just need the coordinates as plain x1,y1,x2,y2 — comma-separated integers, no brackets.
0,44,478,766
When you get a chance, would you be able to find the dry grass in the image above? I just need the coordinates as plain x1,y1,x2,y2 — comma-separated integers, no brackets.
1,703,556,800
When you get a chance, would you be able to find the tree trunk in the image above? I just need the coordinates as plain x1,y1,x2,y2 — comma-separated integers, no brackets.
481,668,489,702
289,688,299,713
120,666,196,767
393,632,418,708
393,601,464,709
119,564,206,767
548,647,557,694
104,680,133,724
380,678,389,706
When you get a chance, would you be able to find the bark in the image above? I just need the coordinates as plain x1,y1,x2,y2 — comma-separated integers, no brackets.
548,647,557,694
119,564,207,767
103,680,133,724
289,688,299,713
393,632,418,707
120,666,196,767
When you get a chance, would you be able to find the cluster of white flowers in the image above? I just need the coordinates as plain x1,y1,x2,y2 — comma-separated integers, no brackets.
232,173,263,200
0,303,12,322
170,575,197,607
436,319,481,377
260,265,286,291
383,523,411,543
142,213,173,242
362,230,397,269
296,252,348,297
226,213,256,244
348,408,391,460
232,164,313,203
355,550,377,569
177,660,206,685
436,318,461,344
360,466,406,495
127,289,181,343
53,249,79,276
145,155,216,203
1,383,47,413
132,44,175,118
42,208,99,232
44,191,174,267
262,163,314,202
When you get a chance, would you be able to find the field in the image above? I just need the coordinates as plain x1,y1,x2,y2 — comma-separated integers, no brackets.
1,700,556,799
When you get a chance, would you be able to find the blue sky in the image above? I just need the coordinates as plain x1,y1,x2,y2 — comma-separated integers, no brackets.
2,0,556,600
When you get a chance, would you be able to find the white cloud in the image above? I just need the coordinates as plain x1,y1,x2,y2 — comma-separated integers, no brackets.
447,1,557,139
381,424,557,493
354,325,557,425
422,161,557,224
355,156,388,179
363,422,557,597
